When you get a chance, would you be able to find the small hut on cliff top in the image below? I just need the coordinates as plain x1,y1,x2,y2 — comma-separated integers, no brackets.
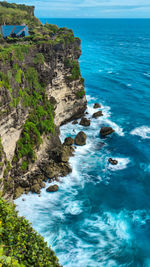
0,25,29,38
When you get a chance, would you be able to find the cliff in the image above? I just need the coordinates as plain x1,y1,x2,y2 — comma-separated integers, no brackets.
0,2,87,266
0,3,87,200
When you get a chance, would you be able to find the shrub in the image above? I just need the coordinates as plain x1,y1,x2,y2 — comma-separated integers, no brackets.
0,198,60,267
76,89,85,99
64,58,81,80
15,69,23,84
33,53,45,65
15,67,55,164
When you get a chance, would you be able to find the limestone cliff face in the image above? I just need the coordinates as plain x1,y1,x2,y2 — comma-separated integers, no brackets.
40,41,86,126
0,36,87,200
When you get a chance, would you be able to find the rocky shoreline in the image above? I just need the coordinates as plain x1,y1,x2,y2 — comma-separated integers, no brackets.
16,101,118,200
30,102,117,197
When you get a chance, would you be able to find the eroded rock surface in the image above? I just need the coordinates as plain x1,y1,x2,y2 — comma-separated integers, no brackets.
74,131,87,146
0,34,87,200
92,111,103,119
100,127,115,137
93,103,101,109
108,158,118,165
79,117,90,126
46,184,59,192
64,137,74,146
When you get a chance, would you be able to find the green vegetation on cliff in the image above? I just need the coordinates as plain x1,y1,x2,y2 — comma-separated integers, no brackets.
0,1,79,46
76,89,85,99
0,198,60,267
0,43,55,169
0,65,54,168
0,0,83,181
0,1,40,30
15,67,54,166
64,58,81,80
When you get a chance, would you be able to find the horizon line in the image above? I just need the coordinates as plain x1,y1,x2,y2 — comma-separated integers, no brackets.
39,17,150,19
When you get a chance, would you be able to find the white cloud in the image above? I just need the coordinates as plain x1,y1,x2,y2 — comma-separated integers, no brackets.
6,0,150,18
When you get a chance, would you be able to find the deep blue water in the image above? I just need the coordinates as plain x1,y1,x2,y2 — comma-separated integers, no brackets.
15,19,150,266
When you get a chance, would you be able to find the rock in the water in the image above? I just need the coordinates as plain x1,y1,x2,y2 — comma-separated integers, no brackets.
108,158,118,165
64,137,74,146
72,120,78,125
80,117,90,126
46,184,59,192
94,103,101,109
74,131,87,146
92,111,103,119
100,127,115,137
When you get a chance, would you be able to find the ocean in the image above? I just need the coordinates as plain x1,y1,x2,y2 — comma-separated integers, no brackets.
15,19,150,267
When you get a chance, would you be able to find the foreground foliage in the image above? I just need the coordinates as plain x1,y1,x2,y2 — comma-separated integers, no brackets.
0,198,60,267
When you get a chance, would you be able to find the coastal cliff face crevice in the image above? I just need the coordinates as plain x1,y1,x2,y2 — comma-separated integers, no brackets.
0,38,87,200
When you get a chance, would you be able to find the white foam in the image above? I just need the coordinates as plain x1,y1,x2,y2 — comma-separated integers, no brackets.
108,157,130,171
144,73,150,78
64,201,83,215
15,96,129,267
87,103,124,137
84,210,132,243
86,94,96,102
130,126,150,139
107,70,113,74
104,211,131,240
104,119,124,136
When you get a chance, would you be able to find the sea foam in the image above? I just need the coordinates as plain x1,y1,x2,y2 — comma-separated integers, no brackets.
108,157,130,171
130,126,150,139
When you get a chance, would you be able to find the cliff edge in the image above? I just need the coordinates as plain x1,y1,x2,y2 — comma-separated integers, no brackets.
0,2,87,200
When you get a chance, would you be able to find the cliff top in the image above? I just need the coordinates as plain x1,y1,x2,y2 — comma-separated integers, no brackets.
0,1,79,46
0,1,40,28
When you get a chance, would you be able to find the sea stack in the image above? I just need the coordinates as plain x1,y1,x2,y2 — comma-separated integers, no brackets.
100,127,115,137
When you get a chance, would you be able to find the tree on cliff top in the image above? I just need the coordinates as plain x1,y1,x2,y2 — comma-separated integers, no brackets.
0,1,41,29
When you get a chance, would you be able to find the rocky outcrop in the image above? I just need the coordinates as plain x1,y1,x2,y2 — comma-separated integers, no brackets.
79,117,90,126
108,158,118,165
92,111,103,119
46,184,59,192
93,103,101,109
72,120,78,125
12,128,74,198
74,131,87,146
64,137,74,146
100,127,115,137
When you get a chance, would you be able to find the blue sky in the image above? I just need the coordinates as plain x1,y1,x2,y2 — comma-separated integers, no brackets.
6,0,150,18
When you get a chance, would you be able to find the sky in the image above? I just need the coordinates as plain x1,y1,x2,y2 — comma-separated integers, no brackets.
6,0,150,18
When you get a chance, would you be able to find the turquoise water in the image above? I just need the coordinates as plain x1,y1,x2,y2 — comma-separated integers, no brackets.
15,19,150,266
